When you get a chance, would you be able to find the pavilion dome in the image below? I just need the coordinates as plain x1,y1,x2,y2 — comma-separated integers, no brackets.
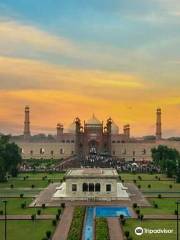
86,114,102,125
111,120,119,134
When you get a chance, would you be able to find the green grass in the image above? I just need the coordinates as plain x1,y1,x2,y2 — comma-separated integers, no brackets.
0,179,49,188
18,172,65,179
0,189,41,198
136,180,180,192
0,220,55,240
119,173,172,181
95,218,109,240
123,219,179,240
140,198,180,215
0,198,60,215
67,206,85,240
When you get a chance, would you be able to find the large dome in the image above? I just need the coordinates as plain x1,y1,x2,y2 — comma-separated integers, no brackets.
86,114,102,125
111,120,119,134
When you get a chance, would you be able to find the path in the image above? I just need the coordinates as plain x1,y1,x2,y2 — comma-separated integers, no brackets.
124,183,151,207
52,206,74,240
107,218,124,240
30,183,59,207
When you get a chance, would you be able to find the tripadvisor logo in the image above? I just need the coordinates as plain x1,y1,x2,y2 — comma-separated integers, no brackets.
135,227,173,236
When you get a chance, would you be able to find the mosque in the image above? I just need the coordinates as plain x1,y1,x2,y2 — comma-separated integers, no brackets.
14,106,180,163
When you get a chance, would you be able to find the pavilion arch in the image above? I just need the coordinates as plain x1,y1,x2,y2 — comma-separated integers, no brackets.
95,183,100,192
82,183,88,192
89,183,95,192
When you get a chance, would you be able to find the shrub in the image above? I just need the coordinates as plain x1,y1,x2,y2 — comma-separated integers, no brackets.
154,203,158,208
61,203,65,208
169,184,172,189
0,210,3,215
133,179,136,183
57,209,61,215
42,203,46,209
155,176,158,179
140,214,144,221
158,194,162,199
52,219,57,226
158,177,161,181
46,231,51,238
138,176,142,180
175,210,178,215
31,184,35,188
20,193,24,198
138,185,141,189
31,214,36,221
125,231,130,237
23,177,26,181
10,184,14,189
21,202,26,209
119,214,124,220
37,209,41,215
133,203,137,208
136,209,140,215
148,184,151,188
56,214,60,220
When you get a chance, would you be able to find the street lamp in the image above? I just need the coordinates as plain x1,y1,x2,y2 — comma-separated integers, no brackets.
176,201,180,240
2,200,7,240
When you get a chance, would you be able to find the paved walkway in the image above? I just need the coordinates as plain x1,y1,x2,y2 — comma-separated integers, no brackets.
107,218,124,240
0,215,55,220
52,206,74,240
30,183,59,207
124,183,151,207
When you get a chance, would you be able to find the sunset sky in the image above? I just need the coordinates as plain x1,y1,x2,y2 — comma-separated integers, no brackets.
0,0,180,137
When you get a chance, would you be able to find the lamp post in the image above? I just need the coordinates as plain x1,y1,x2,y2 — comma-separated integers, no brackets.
177,201,180,240
2,200,7,240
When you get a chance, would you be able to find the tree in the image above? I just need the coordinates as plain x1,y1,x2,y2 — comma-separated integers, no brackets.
151,145,180,179
0,135,22,182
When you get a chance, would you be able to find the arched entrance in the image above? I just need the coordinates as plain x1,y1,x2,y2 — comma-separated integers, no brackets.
88,140,99,154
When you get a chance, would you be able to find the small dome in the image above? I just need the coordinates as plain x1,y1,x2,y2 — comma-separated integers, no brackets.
86,114,102,125
111,120,119,134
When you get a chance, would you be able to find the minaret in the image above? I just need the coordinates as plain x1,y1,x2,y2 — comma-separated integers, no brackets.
123,124,130,139
156,108,162,140
57,123,63,140
24,105,31,140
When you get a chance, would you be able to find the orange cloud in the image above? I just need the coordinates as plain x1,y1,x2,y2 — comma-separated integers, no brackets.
0,56,179,137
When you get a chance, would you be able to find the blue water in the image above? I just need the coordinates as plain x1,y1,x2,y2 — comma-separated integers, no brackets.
83,206,131,240
95,206,131,217
83,207,94,240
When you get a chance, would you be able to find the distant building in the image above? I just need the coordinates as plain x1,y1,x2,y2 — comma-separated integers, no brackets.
12,106,180,162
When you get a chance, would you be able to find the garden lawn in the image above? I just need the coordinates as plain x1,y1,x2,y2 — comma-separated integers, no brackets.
119,173,172,181
0,189,40,198
0,179,49,188
0,220,55,240
140,198,180,215
0,198,60,215
123,219,179,240
95,218,109,240
18,172,65,179
136,180,180,192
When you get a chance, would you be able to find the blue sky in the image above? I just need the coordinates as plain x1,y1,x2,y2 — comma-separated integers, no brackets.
0,0,179,136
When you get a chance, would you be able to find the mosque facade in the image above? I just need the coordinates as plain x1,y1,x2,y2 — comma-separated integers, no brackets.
14,106,180,163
